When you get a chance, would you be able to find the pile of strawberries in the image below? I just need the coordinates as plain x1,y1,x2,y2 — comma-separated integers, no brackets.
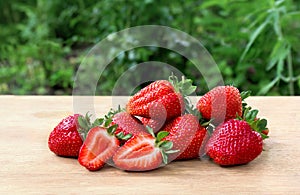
48,75,269,171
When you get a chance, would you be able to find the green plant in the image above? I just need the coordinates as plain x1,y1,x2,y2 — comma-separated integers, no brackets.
0,0,299,95
239,0,300,95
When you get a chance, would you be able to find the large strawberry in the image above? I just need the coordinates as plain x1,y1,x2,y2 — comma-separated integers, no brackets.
197,86,242,124
113,130,176,171
162,114,199,162
205,119,263,166
78,126,120,171
176,124,207,160
48,114,83,157
126,75,196,121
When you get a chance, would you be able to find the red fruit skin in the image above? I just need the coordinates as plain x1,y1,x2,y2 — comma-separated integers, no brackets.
78,126,120,171
205,119,263,166
162,114,199,162
113,134,162,171
175,124,207,160
126,80,184,121
112,112,147,136
139,117,165,133
48,114,83,157
197,86,242,124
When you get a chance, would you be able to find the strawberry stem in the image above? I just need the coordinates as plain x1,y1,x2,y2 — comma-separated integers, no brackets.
77,112,102,141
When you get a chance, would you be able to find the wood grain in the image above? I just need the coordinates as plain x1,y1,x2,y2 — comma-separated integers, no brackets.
0,96,299,194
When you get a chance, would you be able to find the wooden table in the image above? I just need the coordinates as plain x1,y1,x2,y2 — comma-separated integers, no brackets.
0,96,299,194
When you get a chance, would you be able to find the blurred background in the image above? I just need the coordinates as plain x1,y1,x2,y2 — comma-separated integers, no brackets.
0,0,299,95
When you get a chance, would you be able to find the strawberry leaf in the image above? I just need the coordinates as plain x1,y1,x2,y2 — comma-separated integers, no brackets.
160,141,173,150
156,131,169,142
116,131,132,140
241,90,251,100
165,149,180,154
146,126,155,137
257,119,267,130
107,124,117,135
161,151,168,164
104,118,112,127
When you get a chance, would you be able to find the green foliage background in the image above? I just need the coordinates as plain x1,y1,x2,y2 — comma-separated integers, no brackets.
0,0,299,95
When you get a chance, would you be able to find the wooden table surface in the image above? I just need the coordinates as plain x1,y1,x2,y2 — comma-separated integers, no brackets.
0,96,299,194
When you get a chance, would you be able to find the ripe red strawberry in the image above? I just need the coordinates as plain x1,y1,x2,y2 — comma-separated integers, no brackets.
48,114,83,157
139,117,165,133
162,114,199,162
111,111,147,137
127,80,184,121
176,124,207,160
113,130,175,171
205,119,263,166
126,76,196,121
78,126,120,171
197,86,242,124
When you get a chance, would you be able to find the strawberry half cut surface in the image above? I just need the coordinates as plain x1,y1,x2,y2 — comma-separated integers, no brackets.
78,126,120,171
113,129,178,171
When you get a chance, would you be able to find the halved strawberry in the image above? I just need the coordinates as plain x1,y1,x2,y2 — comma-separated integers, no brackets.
78,126,120,171
113,129,176,171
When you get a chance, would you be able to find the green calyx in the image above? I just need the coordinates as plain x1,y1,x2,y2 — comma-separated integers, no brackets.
101,106,132,140
77,112,104,141
169,73,210,127
169,73,197,97
146,126,179,164
78,106,131,141
238,91,269,139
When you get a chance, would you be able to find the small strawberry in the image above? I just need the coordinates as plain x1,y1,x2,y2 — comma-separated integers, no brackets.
176,124,207,160
197,86,242,124
162,114,199,162
78,126,120,171
113,129,177,171
126,75,196,121
48,114,83,157
205,119,263,166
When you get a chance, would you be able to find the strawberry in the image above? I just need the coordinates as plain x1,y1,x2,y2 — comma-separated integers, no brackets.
111,111,147,138
113,130,176,171
126,75,196,121
48,114,83,157
78,126,120,171
162,114,199,162
176,124,207,160
205,119,263,166
197,86,242,124
139,117,165,133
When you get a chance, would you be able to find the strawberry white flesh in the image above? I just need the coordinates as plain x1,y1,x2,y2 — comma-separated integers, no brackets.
78,126,119,171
